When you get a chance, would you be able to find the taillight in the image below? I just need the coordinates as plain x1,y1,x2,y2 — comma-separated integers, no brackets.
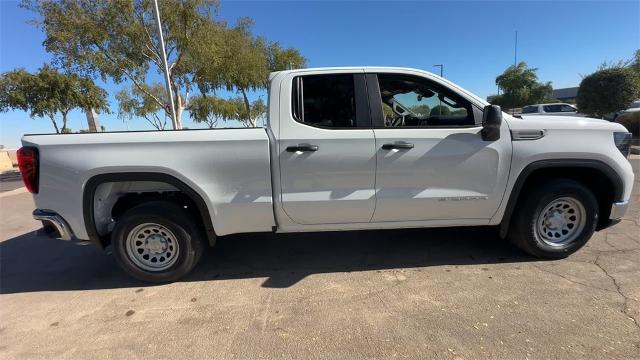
17,147,39,193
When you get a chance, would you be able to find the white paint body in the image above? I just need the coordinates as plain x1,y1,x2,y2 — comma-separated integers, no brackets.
22,67,635,240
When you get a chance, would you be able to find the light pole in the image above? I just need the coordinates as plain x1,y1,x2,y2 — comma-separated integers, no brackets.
433,64,443,78
514,31,518,66
152,0,179,130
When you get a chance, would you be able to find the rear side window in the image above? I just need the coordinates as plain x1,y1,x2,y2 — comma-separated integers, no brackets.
522,106,538,113
292,74,356,128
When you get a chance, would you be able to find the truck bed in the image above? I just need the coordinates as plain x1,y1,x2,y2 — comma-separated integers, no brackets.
22,128,275,239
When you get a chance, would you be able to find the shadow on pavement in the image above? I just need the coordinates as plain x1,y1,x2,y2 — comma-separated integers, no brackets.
0,170,23,192
1,226,534,294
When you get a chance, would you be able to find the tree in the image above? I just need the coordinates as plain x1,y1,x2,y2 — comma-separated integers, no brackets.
591,48,640,92
631,49,640,78
487,62,552,109
188,95,236,128
430,105,451,116
576,67,639,118
596,49,640,74
189,18,305,126
409,104,430,117
24,0,218,128
25,0,305,129
116,83,170,130
0,69,32,120
188,95,267,128
240,97,267,126
0,65,108,133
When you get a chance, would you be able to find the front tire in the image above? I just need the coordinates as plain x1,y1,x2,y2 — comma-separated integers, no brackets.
111,201,204,282
508,179,599,258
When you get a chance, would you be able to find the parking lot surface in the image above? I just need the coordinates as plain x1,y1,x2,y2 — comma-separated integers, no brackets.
1,160,639,359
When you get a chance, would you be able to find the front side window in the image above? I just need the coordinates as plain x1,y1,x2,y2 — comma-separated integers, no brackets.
522,105,538,114
292,74,356,128
377,74,474,127
560,104,577,112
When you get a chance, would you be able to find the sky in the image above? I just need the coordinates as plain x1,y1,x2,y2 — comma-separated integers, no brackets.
1,0,639,148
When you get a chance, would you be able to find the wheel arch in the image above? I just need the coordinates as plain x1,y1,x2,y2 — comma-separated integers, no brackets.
82,172,217,249
498,159,623,238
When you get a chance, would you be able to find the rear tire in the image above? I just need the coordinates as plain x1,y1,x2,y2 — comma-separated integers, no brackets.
508,179,598,258
111,201,204,282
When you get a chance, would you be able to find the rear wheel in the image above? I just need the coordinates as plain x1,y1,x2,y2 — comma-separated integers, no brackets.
111,201,204,282
508,179,598,258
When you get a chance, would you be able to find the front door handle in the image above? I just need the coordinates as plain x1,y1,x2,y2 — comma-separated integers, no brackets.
286,144,319,152
382,142,414,150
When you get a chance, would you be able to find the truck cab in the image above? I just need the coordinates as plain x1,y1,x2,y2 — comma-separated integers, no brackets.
271,68,511,230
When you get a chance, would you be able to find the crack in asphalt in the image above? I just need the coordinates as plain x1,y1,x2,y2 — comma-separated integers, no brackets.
532,264,620,295
593,255,640,334
605,230,640,248
533,244,640,338
603,234,623,252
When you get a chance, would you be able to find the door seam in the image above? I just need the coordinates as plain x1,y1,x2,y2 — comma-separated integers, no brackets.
364,73,379,223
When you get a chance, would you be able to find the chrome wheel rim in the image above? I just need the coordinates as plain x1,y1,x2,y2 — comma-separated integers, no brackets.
536,197,586,247
125,223,179,272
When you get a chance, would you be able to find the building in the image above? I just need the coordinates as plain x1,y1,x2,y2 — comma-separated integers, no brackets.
551,87,579,103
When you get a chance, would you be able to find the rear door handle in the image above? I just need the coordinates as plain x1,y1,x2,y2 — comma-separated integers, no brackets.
382,142,414,150
286,144,319,152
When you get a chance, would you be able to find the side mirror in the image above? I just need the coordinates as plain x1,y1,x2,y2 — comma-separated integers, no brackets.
481,105,502,141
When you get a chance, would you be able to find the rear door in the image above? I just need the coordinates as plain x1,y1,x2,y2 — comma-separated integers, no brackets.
278,72,377,224
366,73,512,222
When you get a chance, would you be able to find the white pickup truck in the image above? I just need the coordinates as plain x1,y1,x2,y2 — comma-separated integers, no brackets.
19,67,634,282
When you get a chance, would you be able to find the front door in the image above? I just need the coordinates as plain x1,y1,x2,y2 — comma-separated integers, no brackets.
278,73,377,225
367,73,512,222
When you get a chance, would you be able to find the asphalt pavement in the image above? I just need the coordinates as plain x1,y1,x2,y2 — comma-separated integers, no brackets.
0,161,639,359
0,170,22,192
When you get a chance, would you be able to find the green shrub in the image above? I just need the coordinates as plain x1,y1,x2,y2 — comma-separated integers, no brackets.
616,111,640,137
577,68,639,117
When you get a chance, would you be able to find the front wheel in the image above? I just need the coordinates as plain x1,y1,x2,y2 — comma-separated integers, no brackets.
508,179,599,258
111,201,204,282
